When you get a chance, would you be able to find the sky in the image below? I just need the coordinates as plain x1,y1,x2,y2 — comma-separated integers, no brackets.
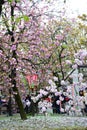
44,0,87,19
65,0,87,17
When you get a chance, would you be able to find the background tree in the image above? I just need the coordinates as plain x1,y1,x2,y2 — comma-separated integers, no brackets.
23,15,87,89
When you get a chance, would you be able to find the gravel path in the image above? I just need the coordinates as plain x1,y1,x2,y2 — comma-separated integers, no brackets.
0,115,87,130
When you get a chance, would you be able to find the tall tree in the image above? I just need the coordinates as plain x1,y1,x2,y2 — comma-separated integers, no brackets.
0,0,63,119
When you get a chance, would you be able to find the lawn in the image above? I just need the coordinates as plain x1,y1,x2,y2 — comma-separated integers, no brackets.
0,114,87,130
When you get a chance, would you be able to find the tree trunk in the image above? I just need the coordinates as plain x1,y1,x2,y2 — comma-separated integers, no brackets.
9,5,27,120
13,85,27,120
9,38,27,119
10,52,27,120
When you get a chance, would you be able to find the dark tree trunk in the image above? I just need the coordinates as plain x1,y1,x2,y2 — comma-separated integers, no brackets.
7,90,13,116
10,42,27,120
9,5,27,120
53,71,61,89
13,85,27,120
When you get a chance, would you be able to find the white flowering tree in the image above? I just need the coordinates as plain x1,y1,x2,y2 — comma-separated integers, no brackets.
67,49,87,115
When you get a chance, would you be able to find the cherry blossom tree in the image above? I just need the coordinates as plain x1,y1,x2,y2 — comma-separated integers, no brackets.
23,17,78,88
0,0,67,119
0,0,48,119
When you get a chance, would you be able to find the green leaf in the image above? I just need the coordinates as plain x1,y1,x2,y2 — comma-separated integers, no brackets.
62,43,67,48
15,15,29,23
8,0,20,2
23,15,29,22
8,0,13,2
15,0,20,2
31,83,34,88
15,17,22,23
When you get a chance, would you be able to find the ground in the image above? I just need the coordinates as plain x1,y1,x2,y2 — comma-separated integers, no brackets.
0,114,87,130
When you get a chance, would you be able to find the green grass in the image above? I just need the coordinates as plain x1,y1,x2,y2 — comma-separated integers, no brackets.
0,113,20,120
0,114,87,130
41,127,87,130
